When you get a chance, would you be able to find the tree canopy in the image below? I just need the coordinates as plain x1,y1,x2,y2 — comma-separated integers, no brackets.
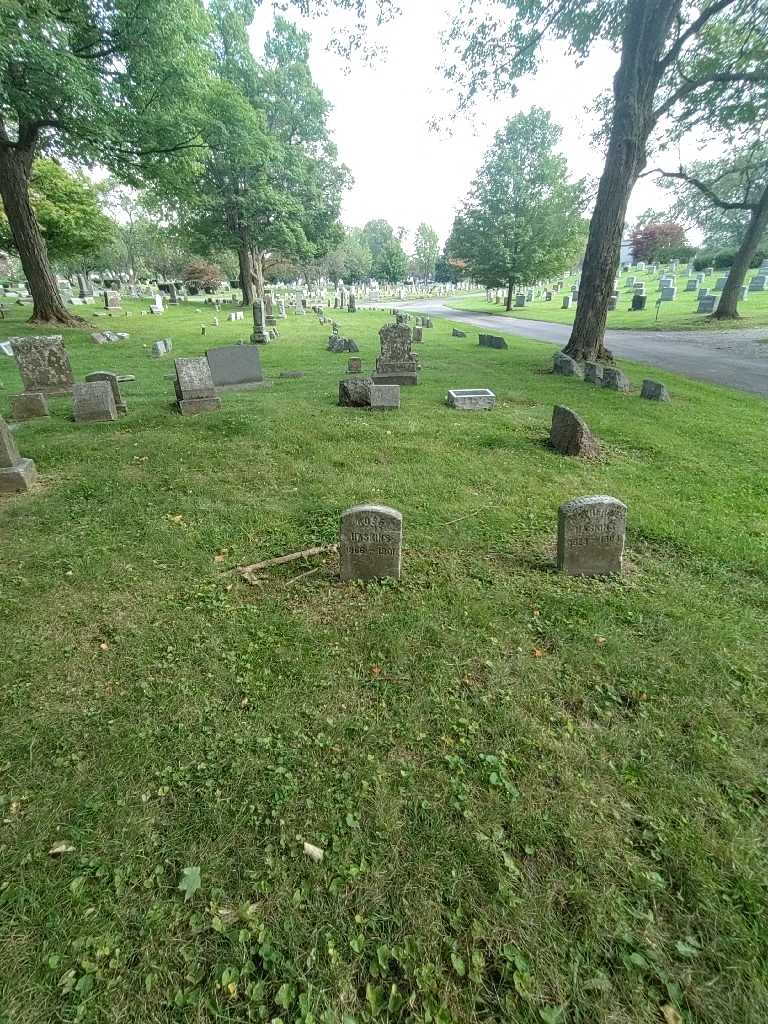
447,109,586,307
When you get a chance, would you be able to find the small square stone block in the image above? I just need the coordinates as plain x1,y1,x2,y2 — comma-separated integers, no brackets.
369,384,400,409
11,392,49,420
446,388,496,411
73,381,118,422
0,458,37,494
557,495,627,576
340,503,402,581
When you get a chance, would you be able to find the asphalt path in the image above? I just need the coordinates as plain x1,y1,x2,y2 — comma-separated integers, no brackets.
371,298,768,398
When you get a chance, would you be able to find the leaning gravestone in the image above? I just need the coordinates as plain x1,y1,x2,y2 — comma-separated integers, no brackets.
11,336,74,396
641,379,670,401
73,381,118,423
478,334,508,350
553,352,583,377
339,504,403,581
11,392,49,421
174,357,221,415
557,496,627,576
549,405,600,458
0,415,38,493
206,344,263,389
85,371,127,415
374,323,419,385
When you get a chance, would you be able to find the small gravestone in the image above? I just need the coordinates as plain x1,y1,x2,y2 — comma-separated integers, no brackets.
631,294,647,311
250,300,270,343
327,336,359,353
104,290,121,310
348,294,357,312
206,344,263,388
11,335,74,396
607,296,617,311
370,384,400,410
374,323,418,385
339,377,373,407
550,405,600,458
641,379,670,401
0,415,38,493
339,504,402,581
602,367,631,392
697,288,709,301
91,330,128,345
553,352,583,378
85,372,127,415
698,295,716,313
584,362,604,384
347,357,362,373
557,495,626,576
152,338,173,357
11,392,49,421
478,334,508,350
660,286,677,301
452,329,466,338
412,326,423,343
73,381,118,423
562,295,572,309
264,293,277,327
446,388,496,411
174,357,221,415
515,294,526,307
714,277,727,291
685,279,698,292
748,274,767,292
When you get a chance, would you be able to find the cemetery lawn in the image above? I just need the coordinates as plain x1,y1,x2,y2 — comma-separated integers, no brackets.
448,268,768,331
2,302,768,1024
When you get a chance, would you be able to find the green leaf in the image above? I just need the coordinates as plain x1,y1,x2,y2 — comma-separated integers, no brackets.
177,865,201,902
539,1007,566,1024
450,952,466,977
274,982,295,1009
675,938,701,958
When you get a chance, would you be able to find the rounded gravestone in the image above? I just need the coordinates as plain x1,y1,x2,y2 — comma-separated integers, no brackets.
557,496,627,576
339,504,402,581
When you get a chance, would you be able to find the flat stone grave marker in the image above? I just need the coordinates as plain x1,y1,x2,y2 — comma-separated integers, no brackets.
85,371,127,415
557,495,626,576
152,338,173,357
478,334,508,350
11,335,74,396
641,379,670,401
446,388,496,411
174,357,221,415
206,344,264,389
73,381,118,423
0,415,38,493
452,329,466,338
339,504,402,581
11,392,49,420
550,405,600,458
370,384,400,409
347,357,362,373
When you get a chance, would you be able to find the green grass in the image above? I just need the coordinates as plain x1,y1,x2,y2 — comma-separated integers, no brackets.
448,268,768,332
2,300,768,1024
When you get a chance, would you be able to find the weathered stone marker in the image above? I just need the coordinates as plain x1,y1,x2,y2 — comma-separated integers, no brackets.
557,495,627,576
339,504,402,581
446,388,496,411
602,367,631,392
478,334,508,350
206,344,263,389
553,352,583,377
174,357,221,415
73,381,119,423
640,379,670,401
11,392,49,421
374,323,418,385
0,415,38,493
347,357,362,373
339,377,373,407
369,384,400,409
11,335,74,396
583,362,604,384
549,405,600,458
85,371,127,415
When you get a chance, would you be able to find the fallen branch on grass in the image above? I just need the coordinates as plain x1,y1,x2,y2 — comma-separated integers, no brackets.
225,543,338,580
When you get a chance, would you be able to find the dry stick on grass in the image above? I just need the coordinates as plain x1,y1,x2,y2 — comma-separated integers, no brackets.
224,543,339,578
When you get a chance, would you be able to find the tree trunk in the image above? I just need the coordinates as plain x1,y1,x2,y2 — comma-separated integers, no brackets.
0,145,89,327
564,0,680,362
238,242,254,306
714,184,768,319
505,279,514,311
252,248,265,300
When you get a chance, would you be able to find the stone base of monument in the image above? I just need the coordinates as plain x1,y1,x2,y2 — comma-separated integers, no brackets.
0,458,37,494
11,392,49,420
250,330,271,344
446,388,496,411
372,372,418,386
370,384,400,409
179,397,222,416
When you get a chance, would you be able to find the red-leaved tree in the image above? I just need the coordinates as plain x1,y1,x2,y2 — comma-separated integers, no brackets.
630,221,688,262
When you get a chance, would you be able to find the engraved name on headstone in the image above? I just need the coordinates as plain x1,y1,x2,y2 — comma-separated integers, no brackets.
339,504,402,581
557,495,627,576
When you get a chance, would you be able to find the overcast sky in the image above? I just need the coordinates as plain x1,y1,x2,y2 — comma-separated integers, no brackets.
250,2,713,249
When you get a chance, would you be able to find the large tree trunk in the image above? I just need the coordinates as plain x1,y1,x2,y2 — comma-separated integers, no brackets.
0,145,89,327
251,248,265,300
238,242,254,306
714,185,768,319
505,278,514,311
564,1,680,362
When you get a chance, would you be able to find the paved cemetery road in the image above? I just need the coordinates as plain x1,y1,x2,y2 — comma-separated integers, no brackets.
378,299,768,398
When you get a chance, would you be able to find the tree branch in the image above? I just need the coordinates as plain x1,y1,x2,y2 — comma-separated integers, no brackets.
657,0,738,71
648,167,759,210
655,70,768,119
